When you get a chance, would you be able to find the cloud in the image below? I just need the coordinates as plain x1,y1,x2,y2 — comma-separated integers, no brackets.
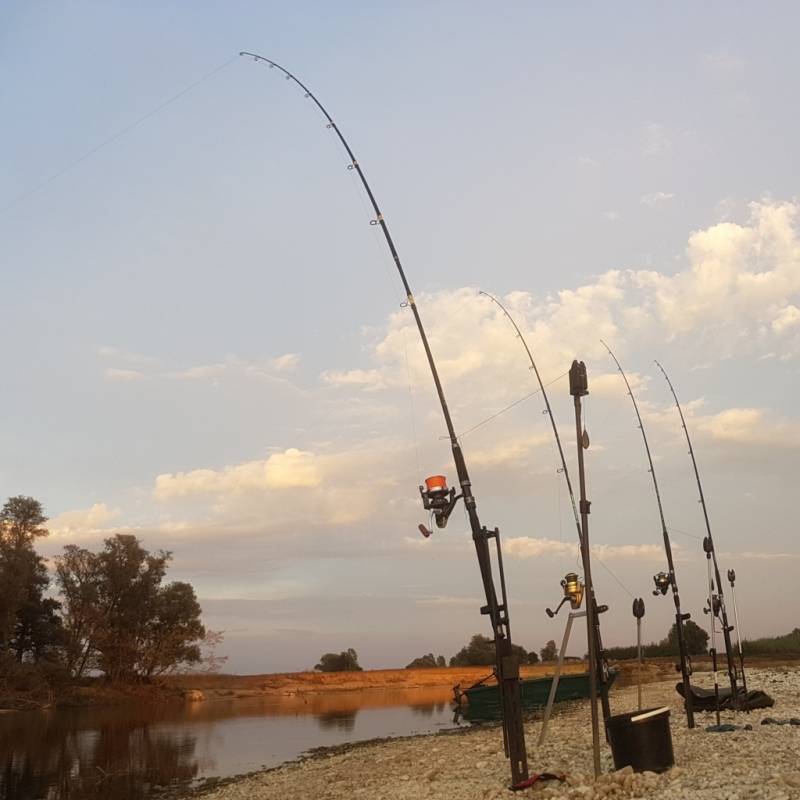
104,368,146,382
603,211,620,222
154,448,323,498
49,503,122,539
642,123,671,156
641,192,675,207
504,537,665,561
321,368,388,391
772,304,800,334
697,407,800,448
269,353,300,372
577,156,599,167
97,346,158,366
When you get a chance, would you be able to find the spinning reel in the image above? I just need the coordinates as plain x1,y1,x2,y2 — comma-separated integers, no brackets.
652,571,671,596
418,475,462,537
546,572,585,617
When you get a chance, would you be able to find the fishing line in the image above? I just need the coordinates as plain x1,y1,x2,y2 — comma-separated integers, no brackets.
456,371,569,439
593,555,635,598
402,323,423,481
1,55,240,217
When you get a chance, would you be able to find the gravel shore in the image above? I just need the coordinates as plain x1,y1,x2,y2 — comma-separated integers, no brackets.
190,667,800,800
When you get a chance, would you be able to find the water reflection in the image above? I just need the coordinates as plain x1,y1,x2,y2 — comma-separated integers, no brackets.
0,709,200,800
0,686,460,800
316,711,357,731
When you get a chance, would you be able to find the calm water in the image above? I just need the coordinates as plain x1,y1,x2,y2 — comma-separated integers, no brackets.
0,688,468,800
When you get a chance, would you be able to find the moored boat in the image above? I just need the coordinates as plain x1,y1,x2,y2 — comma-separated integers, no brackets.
454,668,618,719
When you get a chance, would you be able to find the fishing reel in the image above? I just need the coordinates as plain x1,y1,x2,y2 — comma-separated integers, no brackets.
652,571,671,596
703,594,722,617
546,572,584,617
632,597,645,619
418,475,462,538
727,568,736,586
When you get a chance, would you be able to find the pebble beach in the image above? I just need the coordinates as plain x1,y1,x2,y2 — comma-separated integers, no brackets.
188,666,800,800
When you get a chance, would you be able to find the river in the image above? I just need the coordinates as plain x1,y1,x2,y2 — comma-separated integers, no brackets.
0,687,469,800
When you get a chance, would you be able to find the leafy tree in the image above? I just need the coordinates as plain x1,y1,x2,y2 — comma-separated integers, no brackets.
11,549,62,662
405,653,447,669
0,497,53,657
540,639,558,662
667,619,708,655
315,648,362,672
56,534,205,681
55,545,101,678
449,634,532,667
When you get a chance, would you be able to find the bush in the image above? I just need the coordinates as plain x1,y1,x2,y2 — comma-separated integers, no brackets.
405,653,447,669
315,648,362,672
449,634,534,667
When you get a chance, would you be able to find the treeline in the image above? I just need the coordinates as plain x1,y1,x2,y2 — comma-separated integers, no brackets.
0,496,216,703
406,634,550,669
742,628,800,656
604,620,709,660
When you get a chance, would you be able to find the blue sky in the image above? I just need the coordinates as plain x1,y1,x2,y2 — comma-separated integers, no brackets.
2,2,799,672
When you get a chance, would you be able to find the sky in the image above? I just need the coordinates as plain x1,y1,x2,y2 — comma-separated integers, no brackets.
1,2,799,673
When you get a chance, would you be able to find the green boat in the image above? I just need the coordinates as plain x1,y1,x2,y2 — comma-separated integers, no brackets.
454,668,618,720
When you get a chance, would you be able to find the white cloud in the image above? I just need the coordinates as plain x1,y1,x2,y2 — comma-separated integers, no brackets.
154,448,322,498
504,537,665,561
772,304,800,334
641,191,675,207
603,211,620,222
97,346,158,366
321,368,387,390
49,503,122,539
269,353,300,372
697,407,800,448
105,368,145,382
577,156,599,167
642,123,671,156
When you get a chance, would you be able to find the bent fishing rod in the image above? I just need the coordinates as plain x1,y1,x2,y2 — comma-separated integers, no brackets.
242,52,529,785
601,342,695,728
480,291,613,744
654,360,740,709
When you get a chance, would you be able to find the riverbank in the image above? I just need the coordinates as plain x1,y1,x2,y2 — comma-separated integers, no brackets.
183,666,800,800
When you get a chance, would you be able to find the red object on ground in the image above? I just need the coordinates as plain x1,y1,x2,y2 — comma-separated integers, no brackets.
511,772,566,791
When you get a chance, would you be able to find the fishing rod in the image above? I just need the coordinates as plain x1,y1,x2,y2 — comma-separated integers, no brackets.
242,53,529,786
727,569,748,693
479,292,610,775
654,360,740,710
569,359,603,778
703,537,722,725
601,342,695,728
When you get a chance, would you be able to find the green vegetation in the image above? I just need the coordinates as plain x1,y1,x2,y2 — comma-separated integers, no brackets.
0,496,217,708
540,639,557,662
405,653,447,668
742,628,800,656
449,634,539,667
605,619,710,660
315,648,362,672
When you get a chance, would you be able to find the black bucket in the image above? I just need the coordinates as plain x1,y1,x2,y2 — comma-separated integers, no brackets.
605,706,674,773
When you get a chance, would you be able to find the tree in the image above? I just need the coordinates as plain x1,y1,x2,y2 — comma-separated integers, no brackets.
540,639,557,662
667,620,708,655
0,497,51,656
315,648,362,672
138,582,205,677
405,653,447,669
449,634,531,667
55,545,101,678
56,534,206,681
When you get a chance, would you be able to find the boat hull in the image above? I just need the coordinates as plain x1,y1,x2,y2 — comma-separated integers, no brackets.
461,669,617,719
